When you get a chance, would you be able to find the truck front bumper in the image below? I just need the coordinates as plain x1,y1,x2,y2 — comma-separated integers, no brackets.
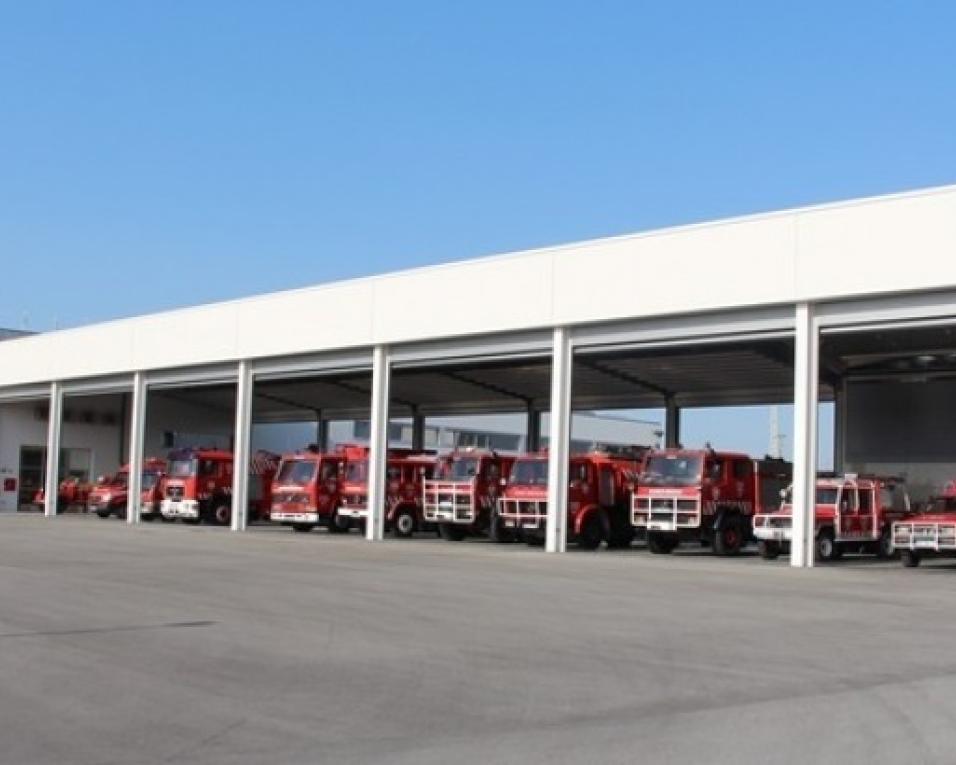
271,509,319,524
161,499,199,519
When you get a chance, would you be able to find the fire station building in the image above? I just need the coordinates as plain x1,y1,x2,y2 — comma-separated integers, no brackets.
2,184,956,567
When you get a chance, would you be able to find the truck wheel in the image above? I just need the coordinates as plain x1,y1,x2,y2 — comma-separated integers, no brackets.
489,513,514,543
901,550,921,568
439,523,466,542
758,541,781,560
606,524,635,549
714,516,744,556
182,517,201,525
95,509,111,519
876,527,896,559
392,508,417,538
291,523,315,533
647,532,678,554
815,528,841,562
210,504,231,526
326,514,349,534
577,513,605,550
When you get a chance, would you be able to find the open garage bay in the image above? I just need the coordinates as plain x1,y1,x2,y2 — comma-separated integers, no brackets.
0,517,954,765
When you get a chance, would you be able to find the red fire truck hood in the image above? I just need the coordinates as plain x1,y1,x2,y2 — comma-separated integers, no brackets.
774,504,837,520
908,511,956,524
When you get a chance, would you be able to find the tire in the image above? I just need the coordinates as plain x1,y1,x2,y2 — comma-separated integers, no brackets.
489,512,514,543
439,523,466,541
647,531,678,554
327,513,349,534
95,509,111,519
901,550,921,568
815,528,841,562
182,517,201,525
606,521,635,549
291,523,316,533
141,513,156,523
577,512,605,551
713,514,744,556
392,508,417,539
758,540,782,560
876,527,896,559
209,503,231,527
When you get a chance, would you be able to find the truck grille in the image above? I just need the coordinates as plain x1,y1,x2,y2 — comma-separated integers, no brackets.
165,485,184,500
632,496,700,528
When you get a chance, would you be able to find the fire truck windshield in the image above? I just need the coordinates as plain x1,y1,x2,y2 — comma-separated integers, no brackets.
276,460,317,485
169,459,196,478
112,472,129,488
641,455,703,486
926,496,956,513
345,461,368,483
510,460,548,486
142,471,161,490
443,458,479,480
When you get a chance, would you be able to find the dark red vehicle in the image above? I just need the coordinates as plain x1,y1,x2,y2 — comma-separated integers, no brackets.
33,478,92,514
633,448,792,555
422,449,516,541
269,447,346,533
754,474,911,561
890,480,956,567
496,450,644,549
160,448,279,526
87,457,167,520
334,446,440,537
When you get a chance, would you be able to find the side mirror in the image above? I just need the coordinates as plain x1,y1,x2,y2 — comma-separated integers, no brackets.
779,488,787,499
499,477,508,487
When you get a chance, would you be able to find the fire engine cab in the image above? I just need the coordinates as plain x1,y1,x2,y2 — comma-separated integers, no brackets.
753,474,911,561
497,450,643,549
422,449,515,541
334,447,440,537
160,448,278,526
891,480,956,567
87,458,166,519
269,447,345,533
633,449,792,555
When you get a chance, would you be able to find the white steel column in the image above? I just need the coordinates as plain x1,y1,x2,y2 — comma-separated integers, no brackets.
366,345,391,541
44,381,63,518
545,327,573,553
125,372,147,524
231,360,253,532
791,303,820,568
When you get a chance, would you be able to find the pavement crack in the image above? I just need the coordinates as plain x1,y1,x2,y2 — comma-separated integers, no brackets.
0,620,217,638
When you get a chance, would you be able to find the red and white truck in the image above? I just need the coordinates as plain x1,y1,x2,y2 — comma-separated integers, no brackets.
334,446,440,537
160,448,279,525
753,474,911,561
422,448,516,541
891,480,956,567
269,447,346,533
497,450,644,549
87,458,167,520
633,448,792,555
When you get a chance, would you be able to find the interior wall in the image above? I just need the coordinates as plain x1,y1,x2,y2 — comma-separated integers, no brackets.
844,378,956,502
143,392,235,457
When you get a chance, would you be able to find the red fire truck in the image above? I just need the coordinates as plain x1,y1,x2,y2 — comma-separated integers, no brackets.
753,474,911,561
160,448,279,525
269,447,346,533
633,449,792,555
334,446,440,537
891,480,956,567
33,478,93,514
422,449,516,541
496,450,644,549
87,458,167,519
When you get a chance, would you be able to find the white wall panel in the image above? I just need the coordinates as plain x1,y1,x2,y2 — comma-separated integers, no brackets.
553,215,798,325
2,185,956,390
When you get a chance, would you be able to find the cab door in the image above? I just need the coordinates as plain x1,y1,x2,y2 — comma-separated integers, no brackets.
856,486,876,540
836,483,859,540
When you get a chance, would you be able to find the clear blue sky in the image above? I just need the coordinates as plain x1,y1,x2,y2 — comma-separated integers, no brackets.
0,2,948,459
